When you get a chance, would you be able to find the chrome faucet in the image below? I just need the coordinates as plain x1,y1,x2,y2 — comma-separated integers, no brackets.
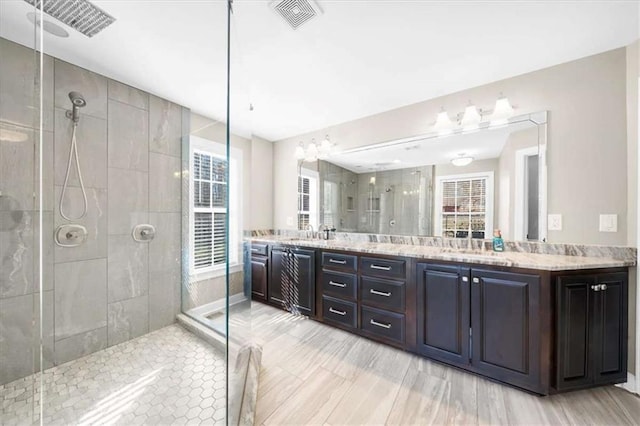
305,224,315,239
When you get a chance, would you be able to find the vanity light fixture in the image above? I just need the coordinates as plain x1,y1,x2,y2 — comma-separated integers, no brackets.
432,108,454,136
461,103,482,132
295,135,336,162
490,95,514,126
451,154,474,167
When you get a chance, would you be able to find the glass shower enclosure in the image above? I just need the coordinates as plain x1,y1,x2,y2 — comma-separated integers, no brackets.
0,1,250,424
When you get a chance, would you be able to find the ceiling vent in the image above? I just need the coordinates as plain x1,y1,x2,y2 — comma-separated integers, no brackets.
269,0,323,30
23,0,116,37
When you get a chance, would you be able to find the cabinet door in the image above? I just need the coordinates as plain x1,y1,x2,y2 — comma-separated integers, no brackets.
292,249,315,316
471,269,542,393
251,255,268,301
269,247,316,316
556,275,594,391
269,248,285,306
416,263,470,366
593,273,628,385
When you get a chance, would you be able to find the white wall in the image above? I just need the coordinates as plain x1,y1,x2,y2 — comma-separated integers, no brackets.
273,47,628,246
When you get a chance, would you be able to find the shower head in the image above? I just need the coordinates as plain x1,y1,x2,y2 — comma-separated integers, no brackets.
67,92,86,123
69,92,86,108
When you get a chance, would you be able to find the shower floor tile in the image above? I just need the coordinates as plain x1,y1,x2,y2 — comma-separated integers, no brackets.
0,325,226,425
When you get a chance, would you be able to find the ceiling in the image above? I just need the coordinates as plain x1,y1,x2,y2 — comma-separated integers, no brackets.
0,1,638,141
328,119,536,173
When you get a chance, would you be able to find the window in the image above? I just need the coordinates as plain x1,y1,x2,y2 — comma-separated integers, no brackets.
435,172,493,239
297,169,318,230
190,136,242,276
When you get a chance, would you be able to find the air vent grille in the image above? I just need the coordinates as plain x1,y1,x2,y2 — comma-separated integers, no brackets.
24,0,116,37
270,0,322,30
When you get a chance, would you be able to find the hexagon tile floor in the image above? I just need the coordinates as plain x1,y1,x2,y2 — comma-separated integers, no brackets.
0,325,227,425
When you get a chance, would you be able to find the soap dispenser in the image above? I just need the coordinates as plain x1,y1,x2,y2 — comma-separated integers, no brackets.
492,229,504,252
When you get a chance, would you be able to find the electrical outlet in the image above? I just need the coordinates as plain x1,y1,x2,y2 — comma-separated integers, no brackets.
599,214,618,232
548,214,562,231
286,216,293,226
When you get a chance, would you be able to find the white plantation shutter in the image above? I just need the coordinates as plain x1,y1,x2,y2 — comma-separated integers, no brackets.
192,149,229,271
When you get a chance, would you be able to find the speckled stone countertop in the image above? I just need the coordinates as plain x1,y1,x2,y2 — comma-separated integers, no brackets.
251,235,636,271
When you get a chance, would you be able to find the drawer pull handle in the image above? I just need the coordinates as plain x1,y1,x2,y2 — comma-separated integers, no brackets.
370,319,392,329
329,259,347,265
329,307,347,316
370,264,392,271
251,248,260,252
329,281,347,288
370,289,391,297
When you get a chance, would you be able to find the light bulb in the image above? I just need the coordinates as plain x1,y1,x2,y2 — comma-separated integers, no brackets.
461,104,481,132
490,96,514,127
294,142,305,160
305,139,318,162
319,135,332,159
433,109,454,136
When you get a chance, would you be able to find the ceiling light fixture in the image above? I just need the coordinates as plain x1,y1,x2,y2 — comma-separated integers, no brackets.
451,154,474,167
295,135,336,162
490,94,514,127
432,108,454,136
26,12,69,38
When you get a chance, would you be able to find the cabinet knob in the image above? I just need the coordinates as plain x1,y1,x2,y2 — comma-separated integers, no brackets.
462,276,469,282
591,284,603,292
472,277,480,284
600,284,607,291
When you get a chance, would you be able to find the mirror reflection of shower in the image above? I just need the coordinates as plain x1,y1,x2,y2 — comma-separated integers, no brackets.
59,91,88,221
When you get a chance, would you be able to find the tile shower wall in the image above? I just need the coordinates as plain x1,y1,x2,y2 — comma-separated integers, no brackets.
0,38,182,385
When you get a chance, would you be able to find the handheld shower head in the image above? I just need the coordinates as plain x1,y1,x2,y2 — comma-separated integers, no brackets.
67,91,86,123
69,92,86,107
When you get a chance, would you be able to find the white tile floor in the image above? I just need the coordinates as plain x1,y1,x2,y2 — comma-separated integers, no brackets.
0,325,226,425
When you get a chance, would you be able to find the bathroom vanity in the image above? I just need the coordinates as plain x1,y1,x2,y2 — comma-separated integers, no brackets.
250,237,632,395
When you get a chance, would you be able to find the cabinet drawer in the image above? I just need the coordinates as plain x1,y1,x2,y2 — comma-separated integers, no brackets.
322,270,357,300
322,296,357,329
322,252,358,272
361,276,405,312
361,257,406,279
250,243,268,256
361,306,405,344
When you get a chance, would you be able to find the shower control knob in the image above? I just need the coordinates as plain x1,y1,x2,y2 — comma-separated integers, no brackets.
55,224,88,248
133,224,156,242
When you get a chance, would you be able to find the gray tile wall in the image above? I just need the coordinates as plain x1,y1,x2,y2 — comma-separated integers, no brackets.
0,38,183,385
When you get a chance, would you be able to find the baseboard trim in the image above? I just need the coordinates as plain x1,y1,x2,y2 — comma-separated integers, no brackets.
615,372,637,395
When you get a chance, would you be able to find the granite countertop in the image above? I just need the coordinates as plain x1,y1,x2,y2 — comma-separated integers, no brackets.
251,236,635,271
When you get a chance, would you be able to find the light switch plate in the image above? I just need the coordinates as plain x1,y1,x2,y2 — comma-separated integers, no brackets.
286,216,294,226
599,214,618,232
548,214,562,231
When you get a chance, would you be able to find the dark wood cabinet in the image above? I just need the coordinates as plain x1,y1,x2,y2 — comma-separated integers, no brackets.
251,255,268,301
252,239,629,395
471,269,543,393
269,246,316,316
416,263,470,366
556,272,628,391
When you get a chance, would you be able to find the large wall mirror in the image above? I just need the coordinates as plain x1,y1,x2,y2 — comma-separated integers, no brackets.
314,111,547,242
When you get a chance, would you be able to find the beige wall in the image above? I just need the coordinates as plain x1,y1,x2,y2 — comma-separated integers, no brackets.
273,48,628,246
626,41,639,375
250,136,274,230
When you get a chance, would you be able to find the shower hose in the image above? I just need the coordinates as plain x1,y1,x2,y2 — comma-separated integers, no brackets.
59,122,88,221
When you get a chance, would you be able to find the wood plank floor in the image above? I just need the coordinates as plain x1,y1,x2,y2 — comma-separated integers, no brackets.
252,303,640,425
